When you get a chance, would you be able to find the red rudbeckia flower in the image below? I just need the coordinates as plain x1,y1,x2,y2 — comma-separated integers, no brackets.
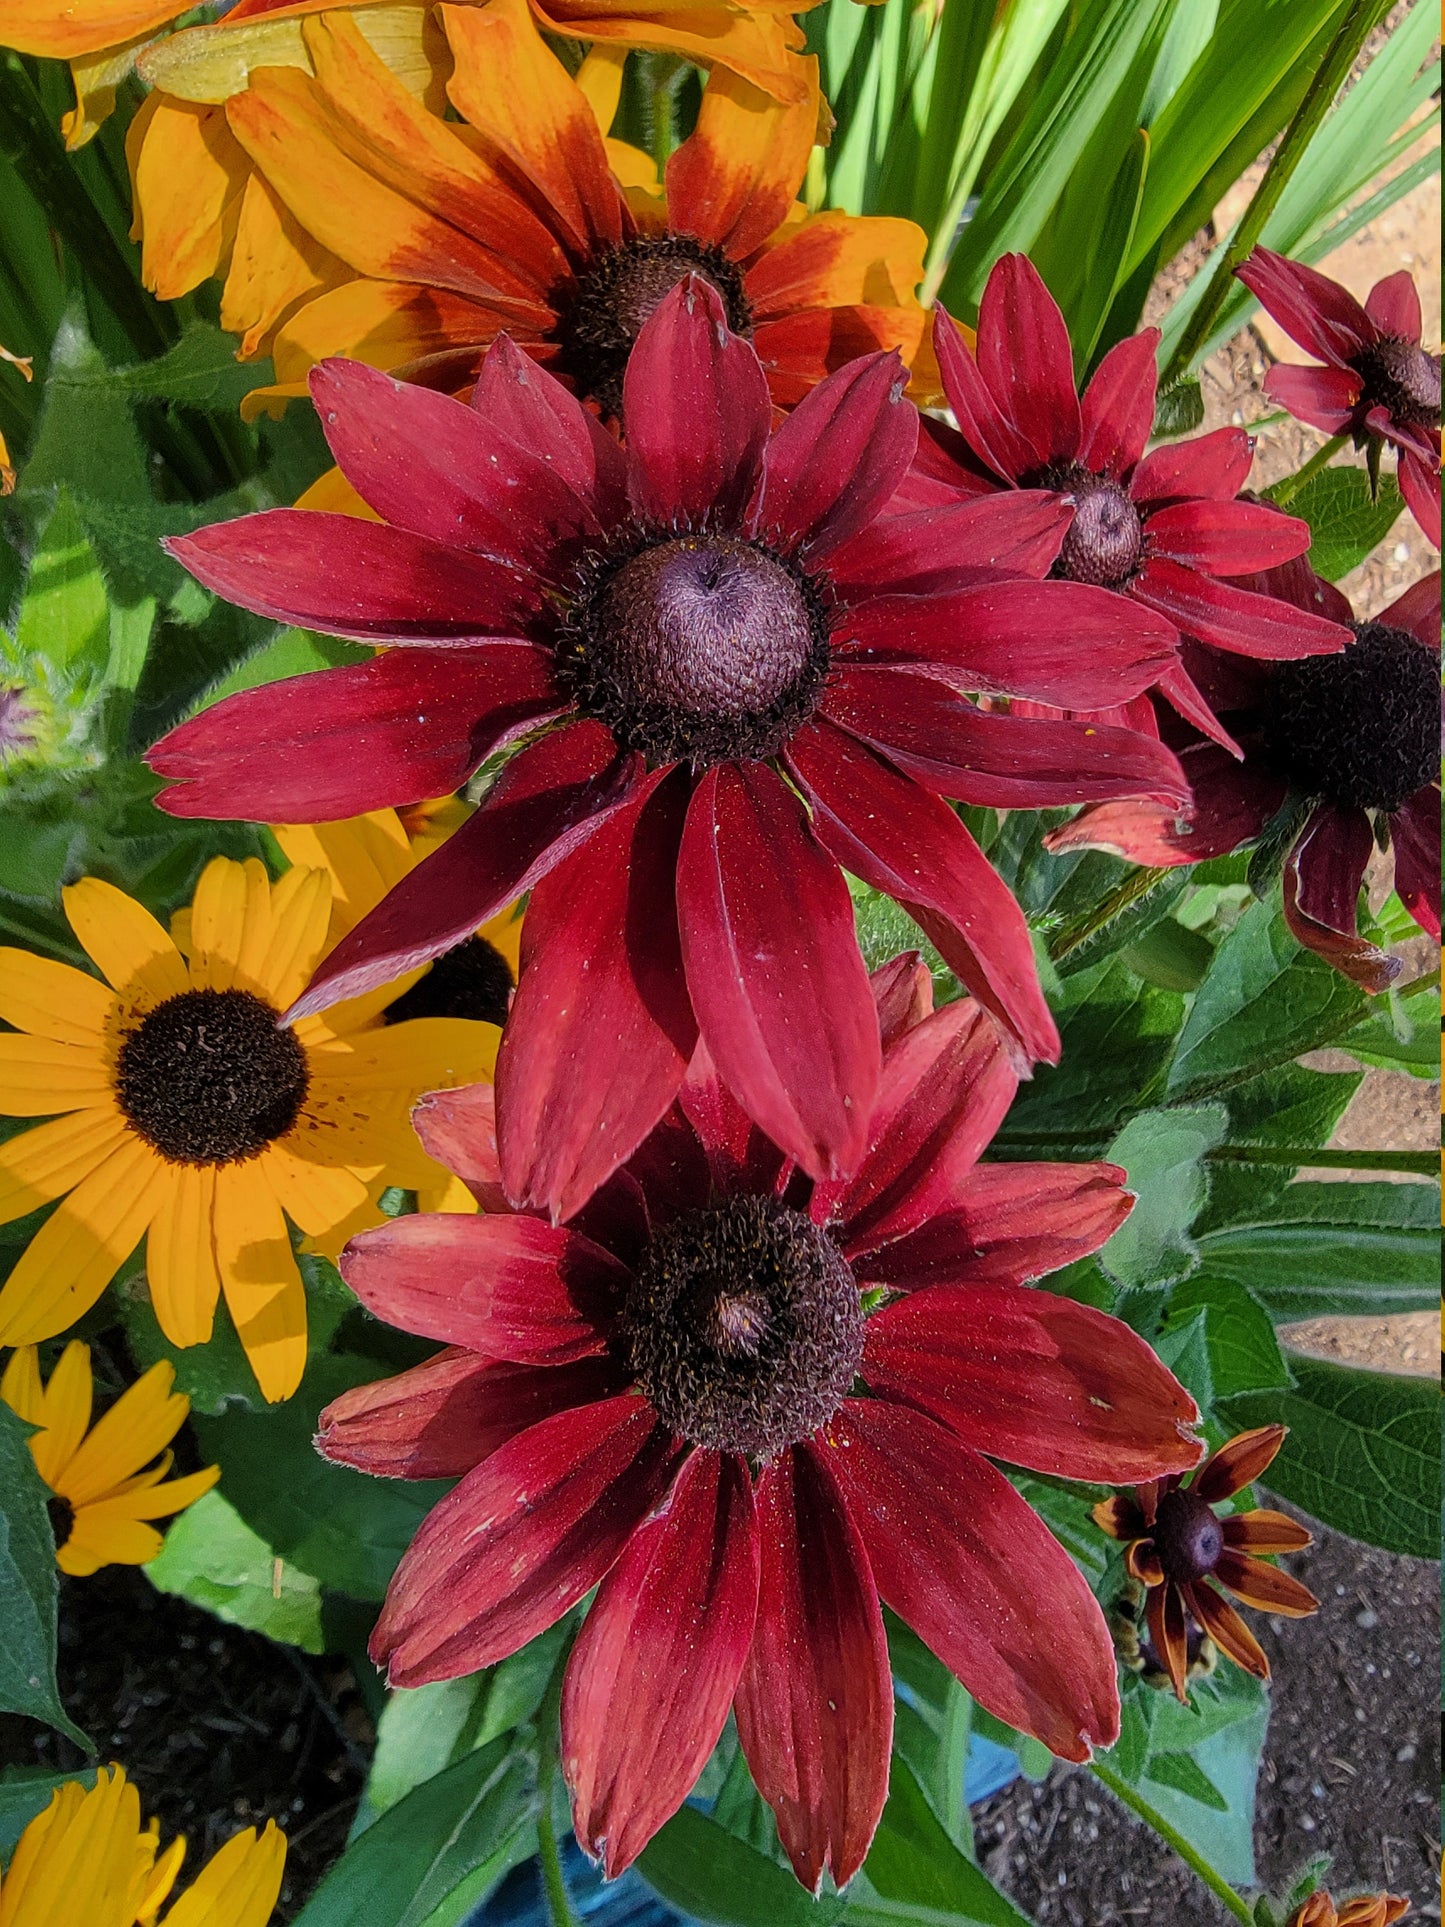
318,957,1203,1888
1237,246,1441,549
909,253,1350,749
1047,565,1440,992
149,282,1184,1217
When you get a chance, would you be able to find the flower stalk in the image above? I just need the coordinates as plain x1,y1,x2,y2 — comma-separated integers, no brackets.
1091,1760,1254,1925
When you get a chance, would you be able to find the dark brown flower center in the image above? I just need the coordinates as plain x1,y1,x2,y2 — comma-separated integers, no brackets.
1264,621,1439,813
556,234,753,419
620,1195,863,1459
382,934,513,1029
1152,1487,1225,1586
1032,464,1144,589
116,987,309,1165
558,530,831,768
1351,336,1442,431
46,1494,75,1550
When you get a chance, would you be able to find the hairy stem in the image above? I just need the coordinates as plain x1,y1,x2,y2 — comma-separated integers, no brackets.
1091,1761,1254,1925
537,1802,580,1927
1269,432,1350,506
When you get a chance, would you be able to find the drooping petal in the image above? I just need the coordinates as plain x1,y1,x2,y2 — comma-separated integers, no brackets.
1144,499,1312,575
1077,329,1159,477
497,769,697,1222
1262,363,1362,436
410,1082,507,1209
931,303,1035,484
861,1286,1201,1482
286,723,648,1019
1397,447,1441,549
1390,786,1441,940
1236,247,1375,366
676,761,880,1181
1184,1579,1269,1679
1129,426,1254,507
150,645,561,822
340,1212,625,1359
827,1399,1120,1759
371,1393,687,1686
755,351,917,558
1380,569,1442,650
1147,1580,1190,1700
786,719,1058,1066
1195,1423,1286,1503
564,1452,760,1878
1045,738,1285,867
734,1443,891,1894
624,279,771,526
664,58,817,262
1283,806,1397,994
1214,1548,1318,1617
1130,558,1348,659
827,494,1071,594
973,254,1082,471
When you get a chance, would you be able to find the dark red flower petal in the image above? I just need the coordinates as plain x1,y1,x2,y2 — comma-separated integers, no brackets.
287,722,648,1019
932,303,1036,483
497,769,697,1223
974,253,1082,471
676,760,880,1182
1262,363,1362,437
564,1452,760,1879
471,332,628,520
1283,805,1399,993
624,278,771,527
1381,569,1442,649
149,644,560,823
869,951,934,1048
677,1039,788,1202
1236,246,1376,366
828,494,1071,594
827,1399,1120,1759
1391,785,1441,939
1144,499,1312,576
786,719,1059,1066
861,1285,1202,1482
317,1350,628,1479
1129,427,1254,507
1077,330,1160,478
756,350,917,559
1398,448,1442,549
340,1212,626,1361
1131,557,1348,659
734,1443,892,1896
1043,735,1286,867
164,510,543,642
1366,269,1423,339
856,1159,1132,1290
411,1083,507,1211
839,580,1177,708
309,358,604,582
823,666,1189,809
371,1394,687,1686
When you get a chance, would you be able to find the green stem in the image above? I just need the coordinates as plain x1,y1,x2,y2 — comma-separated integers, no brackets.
1090,1762,1254,1925
1206,1144,1437,1176
1162,0,1393,385
1269,432,1349,506
537,1802,580,1927
1047,867,1173,963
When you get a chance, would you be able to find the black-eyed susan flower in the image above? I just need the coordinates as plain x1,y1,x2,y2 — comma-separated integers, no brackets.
1289,1894,1412,1927
1093,1424,1319,1702
0,854,497,1401
0,1764,284,1926
0,1343,217,1576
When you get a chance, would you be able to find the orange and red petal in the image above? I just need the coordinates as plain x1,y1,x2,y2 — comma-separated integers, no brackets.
1125,1541,1166,1588
664,56,817,262
1092,1493,1149,1543
1195,1424,1289,1503
1221,1507,1313,1555
130,95,247,300
533,0,817,105
0,0,183,60
1146,1579,1191,1701
1215,1548,1319,1618
1185,1578,1270,1680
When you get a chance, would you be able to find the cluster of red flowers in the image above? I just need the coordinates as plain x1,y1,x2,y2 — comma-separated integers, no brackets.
144,237,1436,1888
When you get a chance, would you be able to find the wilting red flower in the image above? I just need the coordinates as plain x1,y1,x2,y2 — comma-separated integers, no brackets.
1237,246,1441,549
1048,566,1441,992
318,958,1203,1888
148,281,1185,1217
1094,1424,1318,1703
910,253,1350,748
1289,1892,1412,1927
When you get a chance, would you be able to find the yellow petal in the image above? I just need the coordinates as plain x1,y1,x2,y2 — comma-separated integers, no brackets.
0,946,119,1047
87,1460,219,1525
0,1765,150,1927
188,856,262,993
136,1833,187,1924
575,43,627,138
212,1162,307,1403
416,1170,480,1216
535,0,816,104
162,1819,286,1927
253,864,331,1011
61,1359,188,1504
144,1163,220,1350
0,1034,114,1115
0,1106,130,1229
0,1343,42,1427
0,0,183,59
61,33,154,148
62,878,188,1006
477,902,524,978
58,1508,166,1575
0,1132,166,1345
288,463,381,517
260,1139,370,1237
30,1340,95,1489
131,96,248,300
606,137,659,192
663,54,817,261
221,170,348,360
273,813,411,944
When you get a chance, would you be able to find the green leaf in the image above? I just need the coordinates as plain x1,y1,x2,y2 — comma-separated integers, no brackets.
145,1488,325,1654
1143,1751,1229,1811
1195,1181,1439,1319
1225,1353,1438,1557
201,626,369,708
1193,1060,1361,1235
1264,465,1404,580
75,321,268,412
0,1404,88,1747
1153,374,1205,437
1099,1104,1227,1287
844,1757,1034,1926
640,1803,845,1925
17,309,151,507
13,489,109,673
0,1766,97,1854
1160,1273,1290,1398
192,1354,450,1601
364,1681,483,1822
293,1740,537,1927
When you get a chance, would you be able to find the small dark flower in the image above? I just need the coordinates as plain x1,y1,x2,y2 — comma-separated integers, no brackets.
1094,1425,1318,1702
1237,246,1440,548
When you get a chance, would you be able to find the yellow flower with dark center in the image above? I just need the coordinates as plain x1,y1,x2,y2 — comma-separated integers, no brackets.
0,854,497,1401
1288,1893,1412,1927
0,1343,217,1576
0,1765,284,1926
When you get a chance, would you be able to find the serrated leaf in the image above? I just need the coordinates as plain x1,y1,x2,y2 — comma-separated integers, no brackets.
1264,465,1404,580
1099,1103,1227,1288
0,1405,89,1748
145,1487,325,1654
1195,1181,1439,1319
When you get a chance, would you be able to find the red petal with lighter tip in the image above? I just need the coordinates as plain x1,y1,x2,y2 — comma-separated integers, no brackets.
734,1444,892,1895
756,351,917,558
411,1084,506,1210
565,1453,760,1879
827,1399,1120,1759
472,333,628,517
676,761,880,1182
1283,806,1398,992
862,1286,1201,1482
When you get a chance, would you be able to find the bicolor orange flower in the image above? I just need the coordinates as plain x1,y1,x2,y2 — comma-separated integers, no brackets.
128,2,927,413
1289,1894,1411,1927
0,855,497,1401
1093,1424,1319,1701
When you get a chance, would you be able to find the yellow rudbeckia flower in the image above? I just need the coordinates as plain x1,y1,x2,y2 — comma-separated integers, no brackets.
0,1343,217,1576
0,1766,284,1927
0,854,498,1401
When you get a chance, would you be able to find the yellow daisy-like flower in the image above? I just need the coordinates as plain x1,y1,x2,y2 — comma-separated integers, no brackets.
0,1765,284,1927
0,1343,217,1576
0,854,498,1402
